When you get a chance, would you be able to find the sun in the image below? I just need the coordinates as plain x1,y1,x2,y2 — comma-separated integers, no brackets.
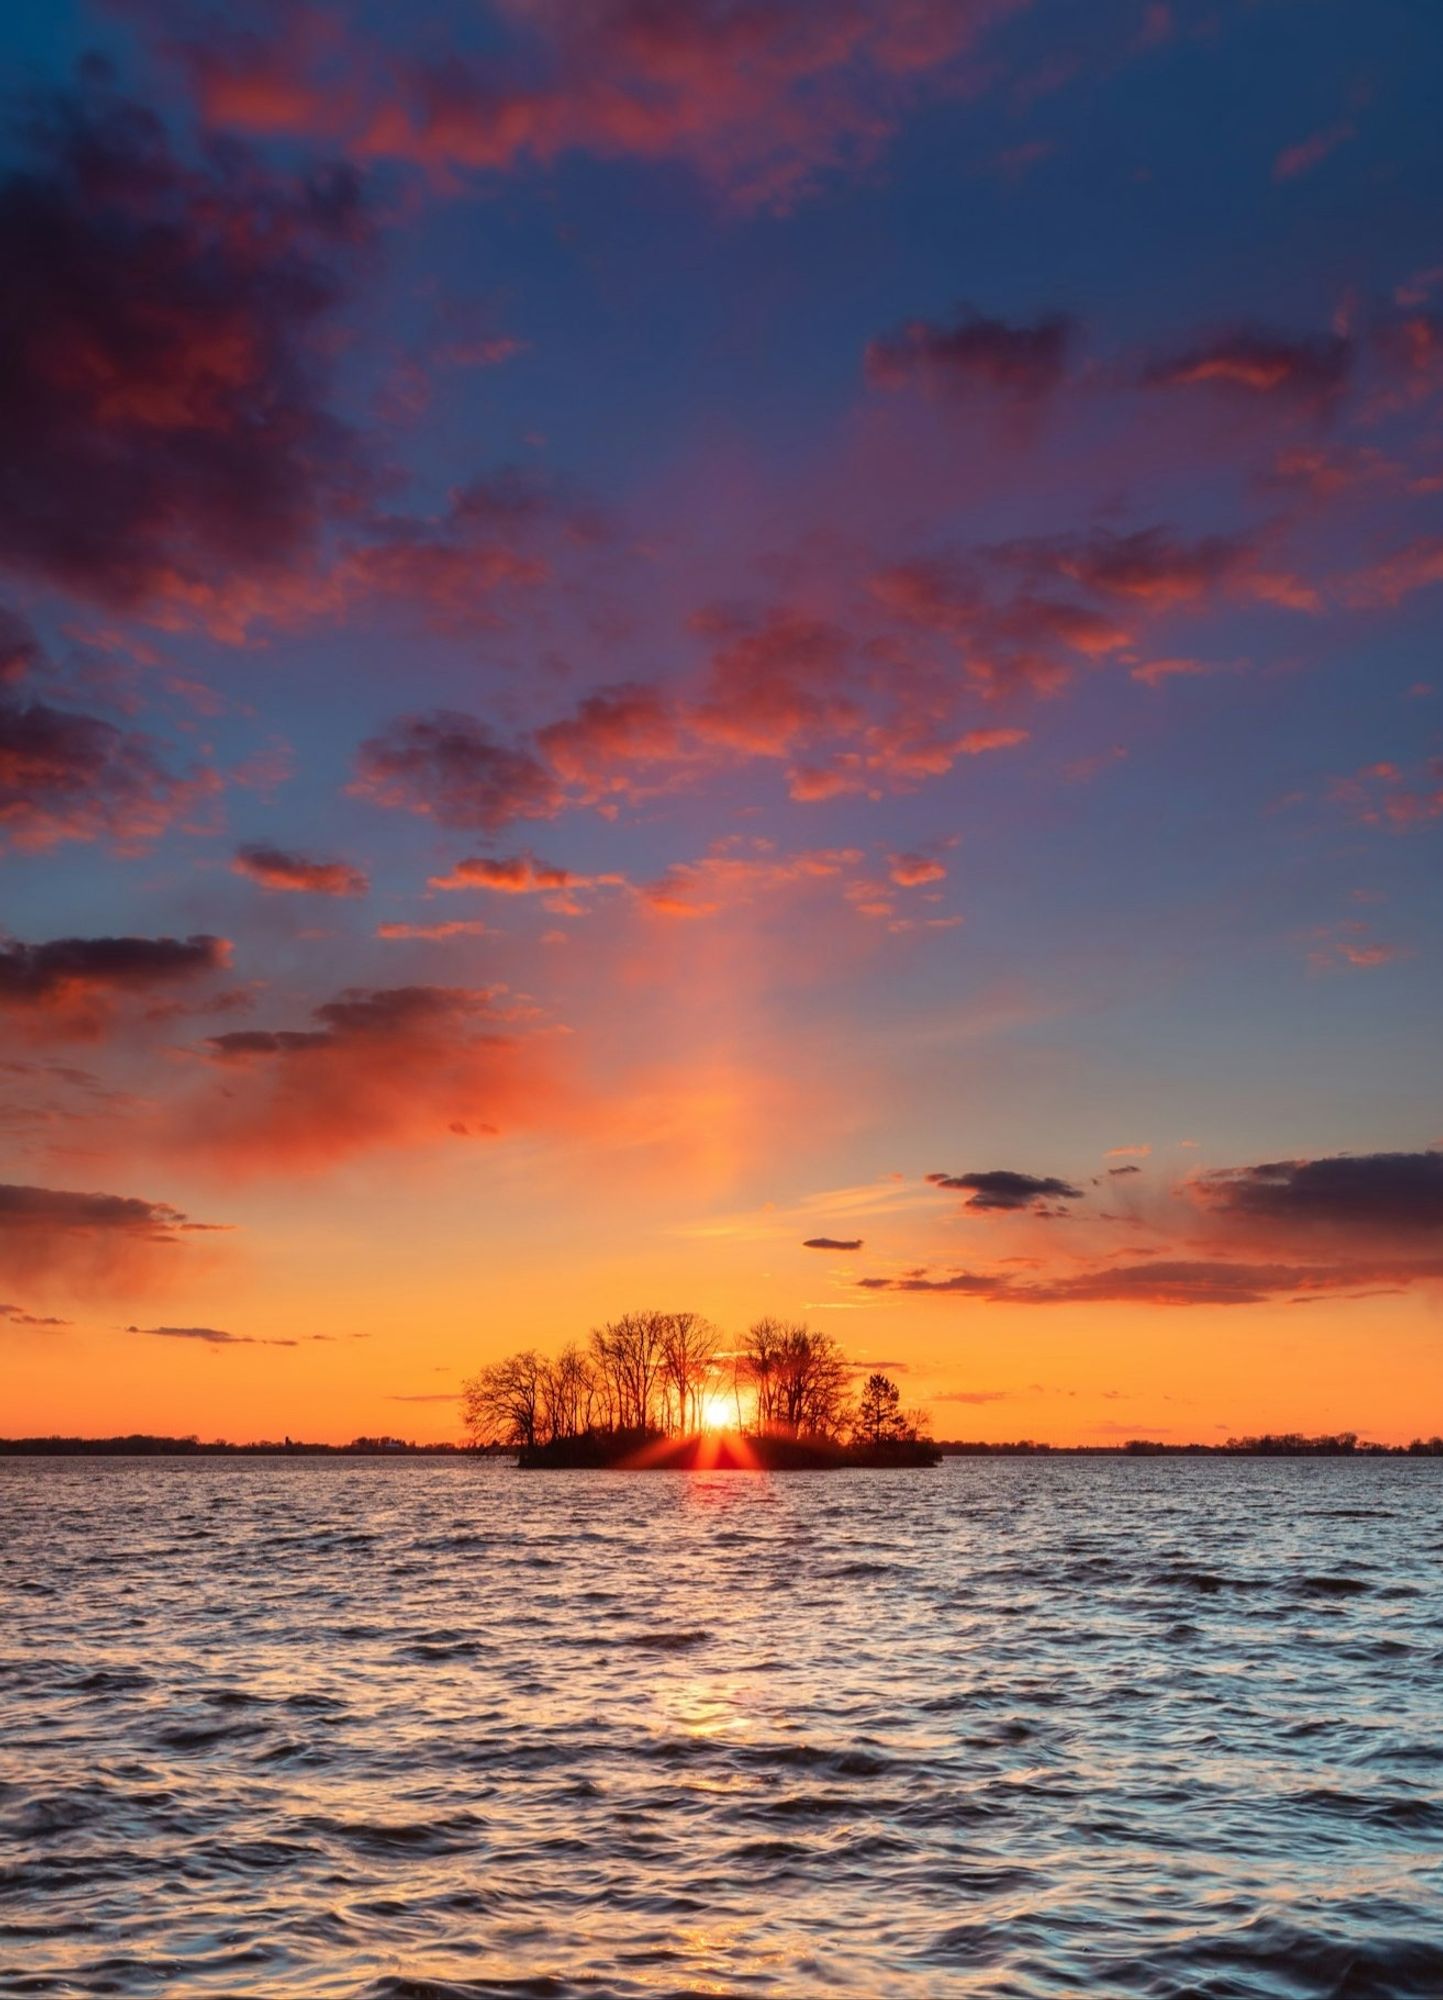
699,1393,734,1433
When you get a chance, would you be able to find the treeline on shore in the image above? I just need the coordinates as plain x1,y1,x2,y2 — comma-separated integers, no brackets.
0,1435,471,1456
462,1312,929,1458
939,1433,1443,1456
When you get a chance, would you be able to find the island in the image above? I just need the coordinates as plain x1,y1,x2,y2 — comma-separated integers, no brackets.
464,1311,942,1469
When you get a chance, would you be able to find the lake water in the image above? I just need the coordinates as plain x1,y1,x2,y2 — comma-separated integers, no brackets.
2,1456,1441,1998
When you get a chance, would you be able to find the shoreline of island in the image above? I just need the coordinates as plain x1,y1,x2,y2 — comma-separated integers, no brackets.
517,1429,942,1469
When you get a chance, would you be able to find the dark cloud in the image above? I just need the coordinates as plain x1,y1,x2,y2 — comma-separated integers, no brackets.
126,1323,297,1347
0,606,41,684
1013,1260,1382,1306
802,1236,863,1251
1108,1163,1143,1176
869,1146,1443,1309
0,74,367,613
926,1169,1084,1212
860,1257,1443,1306
233,844,369,896
866,309,1073,402
1014,528,1247,606
0,934,229,1014
352,711,560,832
0,1183,204,1239
1196,1150,1443,1236
0,693,213,852
0,1181,225,1288
860,1268,993,1294
1143,329,1352,406
206,986,493,1063
0,1301,70,1327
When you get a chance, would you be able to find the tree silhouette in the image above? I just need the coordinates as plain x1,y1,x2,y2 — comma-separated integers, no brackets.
660,1311,720,1432
460,1314,940,1459
853,1373,911,1448
462,1349,546,1448
738,1319,850,1438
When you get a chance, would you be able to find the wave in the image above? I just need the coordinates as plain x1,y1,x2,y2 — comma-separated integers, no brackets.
3,1453,1440,2000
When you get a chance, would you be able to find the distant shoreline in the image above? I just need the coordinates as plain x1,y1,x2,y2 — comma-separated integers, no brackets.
2,1433,1439,1458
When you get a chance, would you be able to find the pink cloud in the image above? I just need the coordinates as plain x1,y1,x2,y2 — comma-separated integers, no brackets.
535,685,687,799
184,983,562,1171
1346,536,1443,609
376,921,489,941
888,851,948,887
1328,759,1443,830
0,1181,227,1294
430,853,576,895
1143,328,1351,406
0,933,232,1042
639,841,864,919
176,0,1029,212
1273,120,1355,183
1304,923,1406,973
233,844,369,897
0,694,218,853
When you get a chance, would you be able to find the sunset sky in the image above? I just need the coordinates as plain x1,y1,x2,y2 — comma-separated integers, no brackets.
2,0,1440,1445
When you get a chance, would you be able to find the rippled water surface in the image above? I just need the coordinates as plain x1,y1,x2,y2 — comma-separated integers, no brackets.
3,1457,1442,1998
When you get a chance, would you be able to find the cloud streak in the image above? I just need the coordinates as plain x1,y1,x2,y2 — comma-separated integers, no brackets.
126,1323,297,1348
233,845,369,896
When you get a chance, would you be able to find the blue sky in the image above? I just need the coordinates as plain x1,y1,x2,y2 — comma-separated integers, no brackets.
1,0,1440,1441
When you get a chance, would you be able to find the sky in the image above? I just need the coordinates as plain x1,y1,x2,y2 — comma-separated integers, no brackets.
1,0,1440,1446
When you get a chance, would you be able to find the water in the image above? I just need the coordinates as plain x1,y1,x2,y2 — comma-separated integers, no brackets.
2,1457,1441,1999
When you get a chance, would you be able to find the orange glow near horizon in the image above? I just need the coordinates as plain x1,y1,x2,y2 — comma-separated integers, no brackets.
3,1187,1441,1448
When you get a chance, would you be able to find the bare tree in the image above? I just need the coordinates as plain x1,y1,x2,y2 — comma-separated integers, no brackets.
466,1314,862,1452
739,1320,851,1438
542,1343,597,1441
590,1310,668,1431
662,1311,720,1432
461,1350,547,1448
739,1316,787,1430
779,1324,851,1438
